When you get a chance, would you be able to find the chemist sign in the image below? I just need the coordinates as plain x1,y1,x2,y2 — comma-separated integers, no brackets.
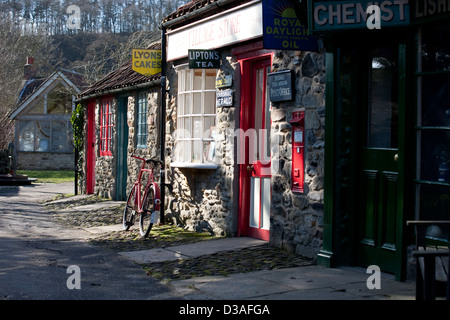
310,0,410,31
132,49,162,77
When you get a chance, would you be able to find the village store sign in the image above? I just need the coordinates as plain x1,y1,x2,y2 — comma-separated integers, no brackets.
167,1,262,61
309,0,410,31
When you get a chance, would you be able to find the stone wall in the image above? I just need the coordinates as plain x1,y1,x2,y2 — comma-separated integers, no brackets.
126,89,161,195
165,47,239,236
269,50,326,259
16,152,74,170
86,88,161,199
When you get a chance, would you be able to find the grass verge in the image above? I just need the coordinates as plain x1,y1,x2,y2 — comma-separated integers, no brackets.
17,170,74,183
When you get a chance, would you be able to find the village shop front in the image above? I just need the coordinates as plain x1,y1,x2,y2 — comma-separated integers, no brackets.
309,0,450,280
161,0,326,259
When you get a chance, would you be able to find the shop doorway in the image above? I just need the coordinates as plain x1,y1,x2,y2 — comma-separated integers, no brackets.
238,55,272,241
356,45,405,276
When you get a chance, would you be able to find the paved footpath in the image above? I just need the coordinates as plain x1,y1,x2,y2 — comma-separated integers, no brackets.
0,182,179,300
0,182,418,304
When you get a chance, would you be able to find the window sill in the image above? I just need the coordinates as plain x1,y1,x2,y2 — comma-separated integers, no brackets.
170,162,218,170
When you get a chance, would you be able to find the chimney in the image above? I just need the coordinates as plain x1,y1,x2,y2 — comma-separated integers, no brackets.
24,56,36,80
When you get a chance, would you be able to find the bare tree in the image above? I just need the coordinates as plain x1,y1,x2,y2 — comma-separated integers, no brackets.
0,13,61,149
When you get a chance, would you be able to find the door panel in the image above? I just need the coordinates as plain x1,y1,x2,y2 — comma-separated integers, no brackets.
238,55,272,241
357,46,402,274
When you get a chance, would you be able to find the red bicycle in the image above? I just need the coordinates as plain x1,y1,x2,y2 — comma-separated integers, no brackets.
123,154,162,238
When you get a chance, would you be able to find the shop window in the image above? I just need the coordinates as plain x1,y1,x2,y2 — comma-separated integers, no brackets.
415,25,450,242
17,120,72,153
173,66,217,167
100,98,113,156
136,91,148,148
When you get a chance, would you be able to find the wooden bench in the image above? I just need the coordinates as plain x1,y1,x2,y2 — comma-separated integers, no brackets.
407,220,450,300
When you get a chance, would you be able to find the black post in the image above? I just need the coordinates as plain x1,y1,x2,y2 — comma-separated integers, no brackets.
74,147,78,195
159,25,167,225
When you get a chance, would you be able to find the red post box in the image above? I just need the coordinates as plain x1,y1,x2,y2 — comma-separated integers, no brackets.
290,111,305,193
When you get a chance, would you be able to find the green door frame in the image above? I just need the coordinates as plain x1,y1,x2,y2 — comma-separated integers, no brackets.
116,95,129,201
318,36,412,281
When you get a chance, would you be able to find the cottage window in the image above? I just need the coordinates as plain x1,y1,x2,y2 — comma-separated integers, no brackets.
17,120,72,153
136,92,148,148
173,66,217,167
100,98,113,156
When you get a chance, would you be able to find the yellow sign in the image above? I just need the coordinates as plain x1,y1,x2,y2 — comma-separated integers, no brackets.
132,49,162,77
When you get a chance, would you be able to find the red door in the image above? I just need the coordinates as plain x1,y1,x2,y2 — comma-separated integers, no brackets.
238,56,272,241
86,101,95,194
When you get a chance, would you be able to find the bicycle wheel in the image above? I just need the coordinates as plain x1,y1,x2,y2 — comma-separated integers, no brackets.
123,187,137,231
140,186,156,237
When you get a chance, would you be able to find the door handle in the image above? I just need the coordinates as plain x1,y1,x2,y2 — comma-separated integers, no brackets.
247,165,254,172
394,154,399,162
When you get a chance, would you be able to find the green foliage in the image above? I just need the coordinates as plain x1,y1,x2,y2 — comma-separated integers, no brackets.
71,103,85,151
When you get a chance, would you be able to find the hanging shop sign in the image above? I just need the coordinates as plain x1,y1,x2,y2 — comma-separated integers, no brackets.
263,0,318,51
188,49,221,69
167,1,262,61
268,70,294,102
309,0,410,31
132,49,162,77
216,89,234,107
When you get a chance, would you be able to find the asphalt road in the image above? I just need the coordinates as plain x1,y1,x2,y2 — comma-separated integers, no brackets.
0,182,179,300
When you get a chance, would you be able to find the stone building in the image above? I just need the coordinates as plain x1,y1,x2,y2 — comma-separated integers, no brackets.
161,0,326,259
9,57,86,170
77,43,162,200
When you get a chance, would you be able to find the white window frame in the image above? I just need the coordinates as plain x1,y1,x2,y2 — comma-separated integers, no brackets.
171,65,218,169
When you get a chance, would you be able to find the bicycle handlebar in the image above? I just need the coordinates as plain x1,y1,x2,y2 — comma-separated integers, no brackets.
131,154,164,167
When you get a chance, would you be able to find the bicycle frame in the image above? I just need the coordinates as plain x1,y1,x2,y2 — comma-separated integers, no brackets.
131,155,161,215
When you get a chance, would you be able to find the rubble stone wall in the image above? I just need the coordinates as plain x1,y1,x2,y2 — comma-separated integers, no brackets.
269,50,326,258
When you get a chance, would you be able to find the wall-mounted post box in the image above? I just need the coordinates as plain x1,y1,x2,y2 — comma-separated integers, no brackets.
290,111,305,193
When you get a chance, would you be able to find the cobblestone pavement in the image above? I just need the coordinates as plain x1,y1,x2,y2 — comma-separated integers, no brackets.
44,195,315,282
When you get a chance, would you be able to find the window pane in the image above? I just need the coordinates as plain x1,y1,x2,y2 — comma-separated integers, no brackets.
185,70,193,91
421,74,450,127
192,116,202,139
419,130,450,182
193,93,201,114
47,83,72,114
192,140,202,163
368,48,398,148
204,91,215,114
194,70,202,89
205,70,216,89
203,117,215,138
417,184,449,241
29,100,45,114
36,120,51,151
421,24,450,72
51,121,68,152
18,121,35,151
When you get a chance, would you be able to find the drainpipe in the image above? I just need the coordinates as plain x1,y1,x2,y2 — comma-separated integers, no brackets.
159,25,167,225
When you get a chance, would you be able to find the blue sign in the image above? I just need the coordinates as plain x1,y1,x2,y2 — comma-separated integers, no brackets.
263,0,318,51
311,0,410,31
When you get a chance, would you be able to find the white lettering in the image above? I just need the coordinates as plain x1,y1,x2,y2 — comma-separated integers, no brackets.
366,5,381,29
366,265,381,289
66,265,81,290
